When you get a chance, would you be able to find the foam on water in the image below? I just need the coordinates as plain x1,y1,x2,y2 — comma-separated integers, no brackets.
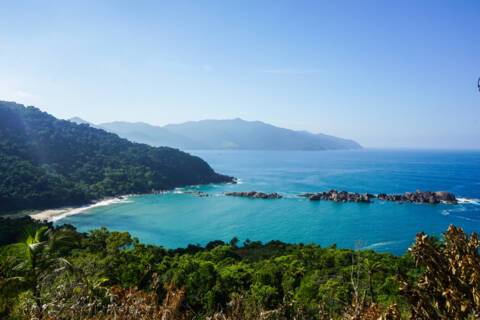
362,240,404,250
457,198,480,205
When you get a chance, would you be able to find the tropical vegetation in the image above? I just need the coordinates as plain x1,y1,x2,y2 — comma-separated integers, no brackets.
1,217,478,319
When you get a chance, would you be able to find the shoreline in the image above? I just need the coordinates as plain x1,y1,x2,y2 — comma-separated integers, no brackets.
15,181,236,222
29,196,132,222
19,192,480,224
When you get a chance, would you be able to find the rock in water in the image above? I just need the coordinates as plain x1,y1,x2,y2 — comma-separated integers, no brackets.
225,191,283,199
303,190,457,204
377,190,457,204
434,191,457,203
301,190,372,203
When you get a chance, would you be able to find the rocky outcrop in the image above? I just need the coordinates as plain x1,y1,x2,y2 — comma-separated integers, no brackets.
184,191,210,197
377,190,457,204
301,189,457,204
224,189,457,204
434,191,457,203
225,191,283,199
300,190,373,203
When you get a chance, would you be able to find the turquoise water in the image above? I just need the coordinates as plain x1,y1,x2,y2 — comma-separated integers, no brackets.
59,149,480,255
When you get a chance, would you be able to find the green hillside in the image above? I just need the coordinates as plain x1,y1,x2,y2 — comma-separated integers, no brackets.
0,101,233,213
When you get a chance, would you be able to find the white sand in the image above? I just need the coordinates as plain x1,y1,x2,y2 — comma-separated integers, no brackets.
30,197,132,222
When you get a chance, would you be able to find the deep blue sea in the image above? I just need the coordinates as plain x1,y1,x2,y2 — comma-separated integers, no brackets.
58,149,480,255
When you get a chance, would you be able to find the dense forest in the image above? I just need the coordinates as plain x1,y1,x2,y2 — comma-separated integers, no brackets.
1,217,479,319
0,101,233,213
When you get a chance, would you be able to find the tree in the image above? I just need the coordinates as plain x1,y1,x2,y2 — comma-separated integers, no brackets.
401,225,480,319
363,258,382,303
0,226,80,318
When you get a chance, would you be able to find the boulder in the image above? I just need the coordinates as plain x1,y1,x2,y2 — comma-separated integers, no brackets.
305,190,457,205
225,191,282,199
434,191,457,203
305,190,371,203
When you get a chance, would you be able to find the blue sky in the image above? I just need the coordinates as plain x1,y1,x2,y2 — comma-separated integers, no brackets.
1,0,479,148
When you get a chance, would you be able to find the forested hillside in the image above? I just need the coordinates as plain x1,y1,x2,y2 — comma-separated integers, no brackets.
0,101,233,213
1,219,478,319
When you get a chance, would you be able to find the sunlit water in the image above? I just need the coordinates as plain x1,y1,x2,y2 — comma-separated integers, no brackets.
58,149,480,255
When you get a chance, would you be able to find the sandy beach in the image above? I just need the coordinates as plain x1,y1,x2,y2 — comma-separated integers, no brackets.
29,196,132,222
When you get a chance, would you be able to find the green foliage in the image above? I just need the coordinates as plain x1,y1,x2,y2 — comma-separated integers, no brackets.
401,225,480,319
0,218,413,319
4,218,478,319
0,101,233,213
0,223,81,318
0,216,51,246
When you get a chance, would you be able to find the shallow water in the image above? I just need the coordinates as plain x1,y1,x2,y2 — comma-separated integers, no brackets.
58,149,480,255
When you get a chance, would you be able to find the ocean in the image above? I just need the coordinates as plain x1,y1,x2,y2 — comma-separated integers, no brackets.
57,149,480,255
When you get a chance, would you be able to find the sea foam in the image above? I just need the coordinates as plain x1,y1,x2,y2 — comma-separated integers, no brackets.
457,198,480,205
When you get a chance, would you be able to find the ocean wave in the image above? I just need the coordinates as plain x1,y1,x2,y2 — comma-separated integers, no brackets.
30,197,132,222
457,198,480,205
362,240,403,250
441,205,468,216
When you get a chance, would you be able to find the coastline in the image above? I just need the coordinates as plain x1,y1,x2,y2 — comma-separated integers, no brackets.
29,196,132,222
25,192,478,224
17,181,236,223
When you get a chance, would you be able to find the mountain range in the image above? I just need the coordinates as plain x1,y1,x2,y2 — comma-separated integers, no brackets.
70,118,361,150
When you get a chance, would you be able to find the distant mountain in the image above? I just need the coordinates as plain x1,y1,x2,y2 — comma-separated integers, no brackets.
96,118,361,150
99,121,202,149
69,117,102,129
69,116,91,125
0,101,233,212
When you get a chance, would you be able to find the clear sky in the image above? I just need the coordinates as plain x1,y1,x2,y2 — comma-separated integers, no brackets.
1,0,479,148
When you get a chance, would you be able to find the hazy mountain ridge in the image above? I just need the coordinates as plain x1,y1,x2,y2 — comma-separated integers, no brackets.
75,118,361,150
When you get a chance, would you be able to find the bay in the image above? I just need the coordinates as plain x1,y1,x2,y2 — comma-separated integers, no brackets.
58,149,480,255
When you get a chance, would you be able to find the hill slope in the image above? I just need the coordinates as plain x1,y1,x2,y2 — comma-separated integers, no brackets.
0,101,233,212
98,118,361,150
